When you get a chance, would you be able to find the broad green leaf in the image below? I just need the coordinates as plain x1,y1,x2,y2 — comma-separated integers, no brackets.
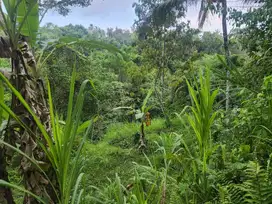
17,0,39,45
141,88,153,113
2,0,16,18
135,112,144,120
77,120,92,135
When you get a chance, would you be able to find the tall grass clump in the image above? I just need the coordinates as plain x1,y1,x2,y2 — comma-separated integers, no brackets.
186,68,218,158
0,69,93,204
173,68,219,203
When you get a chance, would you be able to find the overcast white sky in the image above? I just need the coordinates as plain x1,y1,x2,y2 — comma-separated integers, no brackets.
41,0,258,32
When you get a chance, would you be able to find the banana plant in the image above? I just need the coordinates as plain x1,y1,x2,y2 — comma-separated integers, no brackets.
112,88,153,150
0,1,51,203
1,0,38,45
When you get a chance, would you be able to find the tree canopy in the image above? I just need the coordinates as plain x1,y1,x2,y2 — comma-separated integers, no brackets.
40,0,93,16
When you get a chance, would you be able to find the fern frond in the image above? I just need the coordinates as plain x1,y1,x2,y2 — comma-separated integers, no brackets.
240,161,272,204
219,185,232,204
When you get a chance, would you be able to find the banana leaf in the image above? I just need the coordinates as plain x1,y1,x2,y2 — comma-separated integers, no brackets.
17,0,39,45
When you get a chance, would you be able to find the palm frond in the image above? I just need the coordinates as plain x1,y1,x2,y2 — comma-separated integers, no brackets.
137,0,187,29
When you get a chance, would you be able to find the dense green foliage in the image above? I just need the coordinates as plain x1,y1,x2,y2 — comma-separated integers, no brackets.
1,0,272,203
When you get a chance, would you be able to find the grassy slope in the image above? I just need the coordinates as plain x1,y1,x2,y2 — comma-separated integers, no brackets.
82,118,181,194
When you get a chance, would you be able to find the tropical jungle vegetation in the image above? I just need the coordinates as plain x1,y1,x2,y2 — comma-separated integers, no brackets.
0,0,272,203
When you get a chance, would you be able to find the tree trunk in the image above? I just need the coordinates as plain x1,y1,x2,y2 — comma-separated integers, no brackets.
222,0,231,111
11,40,57,204
161,30,165,98
156,29,171,127
0,35,58,203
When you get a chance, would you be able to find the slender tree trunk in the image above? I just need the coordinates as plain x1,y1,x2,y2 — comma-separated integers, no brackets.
222,0,231,111
157,28,171,127
161,30,165,98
